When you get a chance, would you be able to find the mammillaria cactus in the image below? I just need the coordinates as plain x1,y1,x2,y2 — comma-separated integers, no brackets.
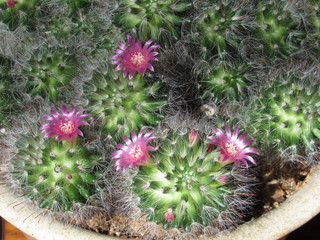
113,0,193,43
192,0,252,57
113,126,258,231
14,44,78,101
246,74,320,156
8,105,104,212
85,72,166,140
253,0,306,60
201,60,254,102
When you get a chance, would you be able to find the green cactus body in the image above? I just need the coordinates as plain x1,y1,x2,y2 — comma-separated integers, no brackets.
132,130,236,230
22,47,77,101
202,64,252,102
195,1,249,56
0,0,41,29
12,134,102,211
0,59,15,124
255,1,306,59
0,75,10,123
114,0,192,42
249,75,320,153
309,1,320,34
85,73,166,139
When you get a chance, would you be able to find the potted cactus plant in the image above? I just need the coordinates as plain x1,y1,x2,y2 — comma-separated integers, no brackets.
0,0,319,239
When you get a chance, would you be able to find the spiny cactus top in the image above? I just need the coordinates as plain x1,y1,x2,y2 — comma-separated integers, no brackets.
202,61,253,102
254,0,306,59
120,127,258,230
246,74,320,155
85,73,166,139
114,0,192,42
208,125,259,168
111,35,159,79
40,105,90,142
112,129,156,172
193,0,251,56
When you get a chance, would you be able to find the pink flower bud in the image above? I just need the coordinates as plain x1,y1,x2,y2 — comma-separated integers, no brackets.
165,209,175,222
217,175,228,185
189,129,199,145
6,0,17,8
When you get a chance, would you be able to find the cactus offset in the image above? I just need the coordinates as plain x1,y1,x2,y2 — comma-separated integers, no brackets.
247,74,320,154
85,73,166,139
114,0,192,43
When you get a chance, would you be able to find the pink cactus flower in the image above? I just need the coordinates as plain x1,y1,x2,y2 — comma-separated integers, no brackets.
6,0,17,8
40,105,90,142
112,130,156,172
165,209,175,222
208,125,259,168
111,35,160,79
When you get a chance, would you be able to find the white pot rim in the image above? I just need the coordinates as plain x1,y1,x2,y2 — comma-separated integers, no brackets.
1,166,320,240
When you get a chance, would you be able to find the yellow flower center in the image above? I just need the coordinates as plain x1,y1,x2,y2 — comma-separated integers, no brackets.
130,52,145,67
225,142,239,157
129,145,143,160
59,120,75,134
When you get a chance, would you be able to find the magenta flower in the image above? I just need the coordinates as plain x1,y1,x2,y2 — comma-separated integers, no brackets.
6,0,17,8
112,130,156,172
208,125,259,168
40,105,90,142
111,35,160,79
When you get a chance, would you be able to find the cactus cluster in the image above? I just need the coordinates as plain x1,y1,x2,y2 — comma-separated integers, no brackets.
85,73,166,139
246,74,320,155
114,0,192,43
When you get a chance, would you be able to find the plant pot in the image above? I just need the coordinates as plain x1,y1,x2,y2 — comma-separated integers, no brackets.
1,165,319,240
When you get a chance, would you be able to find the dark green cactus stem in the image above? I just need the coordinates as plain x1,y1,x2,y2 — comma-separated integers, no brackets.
195,1,249,56
255,0,306,59
249,75,320,153
132,130,234,230
12,134,103,212
85,73,166,139
22,47,77,101
202,64,252,102
114,0,192,43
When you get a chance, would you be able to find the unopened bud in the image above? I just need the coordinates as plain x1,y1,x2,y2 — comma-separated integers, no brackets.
189,129,199,146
